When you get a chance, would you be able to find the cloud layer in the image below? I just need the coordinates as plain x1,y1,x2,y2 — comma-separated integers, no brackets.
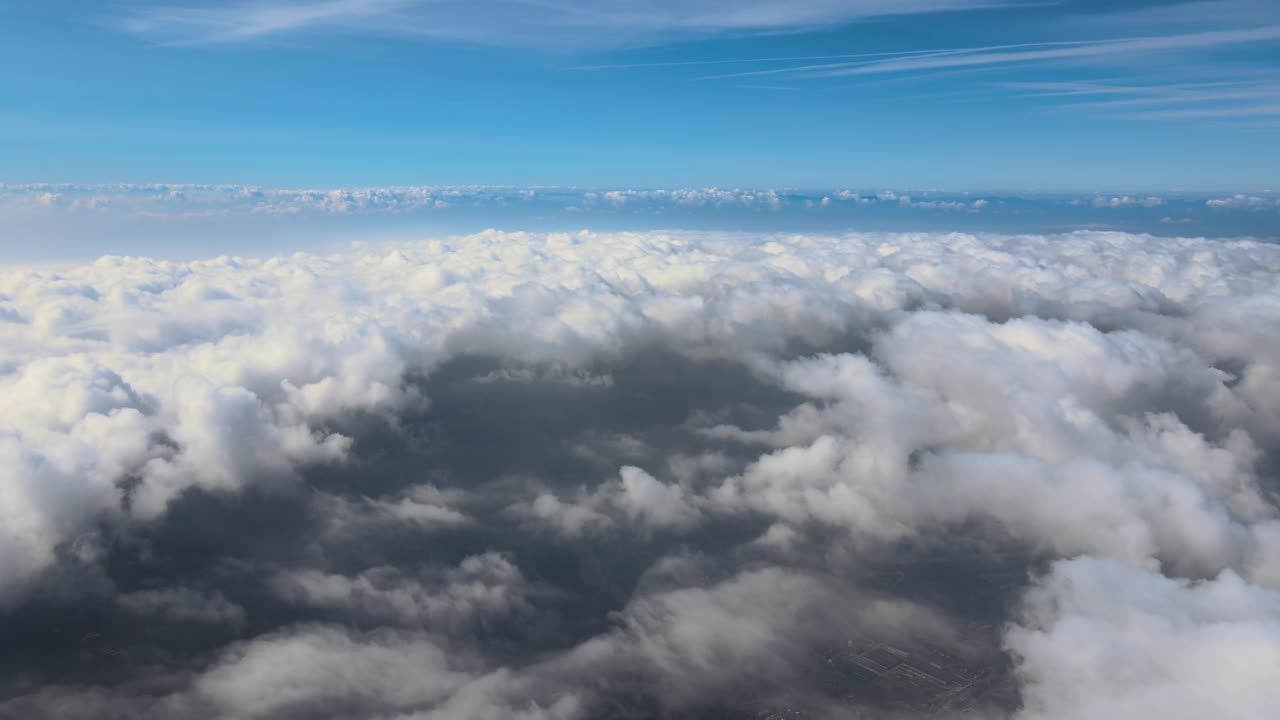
7,184,1277,264
1,228,1279,717
10,183,1278,220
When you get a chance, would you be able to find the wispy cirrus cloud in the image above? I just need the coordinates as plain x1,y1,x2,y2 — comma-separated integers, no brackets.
998,79,1280,125
685,23,1280,127
118,0,1025,47
107,0,1280,130
1119,103,1280,120
699,25,1280,81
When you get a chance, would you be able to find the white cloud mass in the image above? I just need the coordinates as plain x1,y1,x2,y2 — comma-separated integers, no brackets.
2,228,1280,718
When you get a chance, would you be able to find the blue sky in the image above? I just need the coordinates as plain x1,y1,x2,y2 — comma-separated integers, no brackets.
3,0,1279,191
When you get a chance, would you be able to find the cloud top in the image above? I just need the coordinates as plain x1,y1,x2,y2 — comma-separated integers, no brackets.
1,227,1279,717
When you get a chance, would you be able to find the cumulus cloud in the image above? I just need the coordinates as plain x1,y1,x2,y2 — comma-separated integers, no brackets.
5,186,1277,260
895,195,988,210
581,187,785,209
0,183,808,219
2,227,1279,717
1207,193,1280,210
116,587,246,627
1081,195,1166,208
0,183,498,218
1008,557,1280,720
516,465,700,536
196,625,472,718
313,483,471,537
270,552,531,630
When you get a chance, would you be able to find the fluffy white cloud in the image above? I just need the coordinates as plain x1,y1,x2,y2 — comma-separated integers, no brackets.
582,187,785,209
709,315,1278,580
270,552,530,630
312,483,471,538
4,228,1278,591
2,227,1280,715
195,625,471,718
516,465,700,536
1083,195,1166,208
1207,193,1280,210
895,194,988,210
0,183,483,217
1009,557,1280,720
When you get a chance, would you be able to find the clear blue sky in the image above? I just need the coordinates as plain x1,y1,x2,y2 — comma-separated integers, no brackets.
1,0,1278,191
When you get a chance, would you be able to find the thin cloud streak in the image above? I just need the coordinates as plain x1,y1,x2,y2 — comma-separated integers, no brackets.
1122,104,1280,120
995,78,1280,125
1068,87,1280,110
701,25,1280,81
124,0,413,44
121,0,1027,48
567,47,964,72
684,24,1280,129
579,39,1131,77
692,38,1129,81
999,79,1259,98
